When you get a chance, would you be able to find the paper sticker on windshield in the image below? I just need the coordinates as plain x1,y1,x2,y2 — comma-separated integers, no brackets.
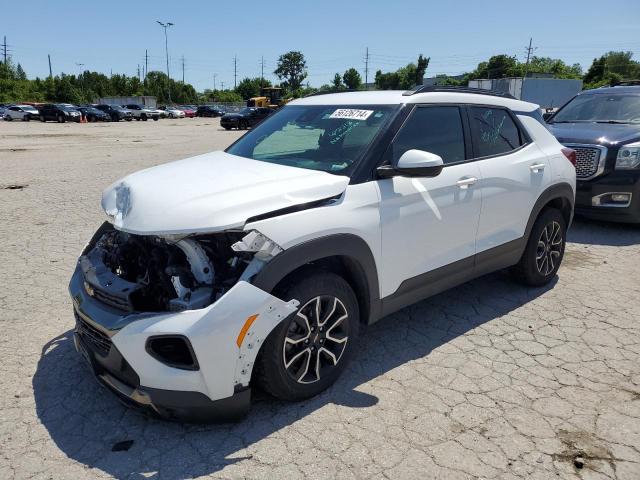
329,109,374,121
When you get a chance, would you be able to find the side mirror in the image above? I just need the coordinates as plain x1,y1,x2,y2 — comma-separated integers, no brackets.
377,149,444,178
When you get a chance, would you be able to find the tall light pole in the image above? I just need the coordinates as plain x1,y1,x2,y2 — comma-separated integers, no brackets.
156,20,174,102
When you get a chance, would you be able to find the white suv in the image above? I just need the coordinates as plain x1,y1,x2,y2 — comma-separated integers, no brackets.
69,87,576,421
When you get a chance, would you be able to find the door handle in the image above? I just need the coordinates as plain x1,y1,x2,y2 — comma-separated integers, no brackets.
529,163,546,173
456,177,478,189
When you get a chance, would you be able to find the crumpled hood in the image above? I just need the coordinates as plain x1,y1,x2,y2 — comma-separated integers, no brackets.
101,151,349,235
548,122,640,146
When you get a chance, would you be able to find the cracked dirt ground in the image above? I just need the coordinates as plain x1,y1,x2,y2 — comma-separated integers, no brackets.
1,120,640,480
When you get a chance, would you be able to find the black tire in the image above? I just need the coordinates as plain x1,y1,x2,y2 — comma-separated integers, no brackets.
511,208,566,286
4,115,11,121
40,115,46,122
254,272,360,401
224,127,231,130
88,115,96,123
153,116,159,121
125,117,132,122
24,114,30,122
142,114,147,121
57,114,65,123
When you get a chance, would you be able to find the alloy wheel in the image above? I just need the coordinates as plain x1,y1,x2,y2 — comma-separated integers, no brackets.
536,221,563,276
282,295,349,384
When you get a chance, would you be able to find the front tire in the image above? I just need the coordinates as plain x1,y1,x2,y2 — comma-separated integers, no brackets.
511,208,566,286
254,272,360,401
57,114,65,123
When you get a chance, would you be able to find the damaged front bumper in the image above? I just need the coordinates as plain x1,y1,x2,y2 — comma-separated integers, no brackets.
69,255,298,422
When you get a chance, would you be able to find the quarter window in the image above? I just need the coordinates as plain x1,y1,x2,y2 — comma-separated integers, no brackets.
470,107,523,157
392,106,466,165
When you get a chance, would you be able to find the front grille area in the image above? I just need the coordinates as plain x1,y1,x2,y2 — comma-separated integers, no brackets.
75,312,112,357
570,146,602,179
91,287,132,311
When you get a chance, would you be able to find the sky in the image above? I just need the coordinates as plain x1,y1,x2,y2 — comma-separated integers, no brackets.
2,0,639,91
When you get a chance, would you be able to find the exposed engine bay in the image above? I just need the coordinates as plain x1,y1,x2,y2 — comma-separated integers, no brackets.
81,225,280,312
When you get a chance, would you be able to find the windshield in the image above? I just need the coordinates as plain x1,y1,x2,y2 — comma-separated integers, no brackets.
55,105,77,111
239,108,255,115
552,93,640,124
227,104,397,174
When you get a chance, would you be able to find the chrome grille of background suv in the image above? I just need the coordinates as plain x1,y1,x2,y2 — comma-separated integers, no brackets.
564,145,606,180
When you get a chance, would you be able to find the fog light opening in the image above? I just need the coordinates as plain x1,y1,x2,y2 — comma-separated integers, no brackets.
592,192,632,207
146,335,199,370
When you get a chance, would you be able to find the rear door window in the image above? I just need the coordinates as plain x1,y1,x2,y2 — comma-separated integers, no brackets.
469,107,523,157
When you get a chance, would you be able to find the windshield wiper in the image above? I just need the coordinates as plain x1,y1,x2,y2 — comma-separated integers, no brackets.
593,120,631,124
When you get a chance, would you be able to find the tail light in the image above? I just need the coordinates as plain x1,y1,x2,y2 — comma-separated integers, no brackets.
562,148,577,167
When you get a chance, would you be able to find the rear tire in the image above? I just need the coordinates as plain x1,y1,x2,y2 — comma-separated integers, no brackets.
4,115,11,121
24,115,30,122
40,115,46,122
511,208,566,286
254,272,360,401
57,114,65,123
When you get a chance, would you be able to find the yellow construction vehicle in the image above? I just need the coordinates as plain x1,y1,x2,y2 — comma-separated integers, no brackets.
247,87,289,109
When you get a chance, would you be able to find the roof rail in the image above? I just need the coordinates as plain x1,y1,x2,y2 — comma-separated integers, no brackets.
610,80,640,87
304,88,361,98
403,85,516,100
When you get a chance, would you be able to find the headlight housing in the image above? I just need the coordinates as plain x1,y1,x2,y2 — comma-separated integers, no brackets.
616,142,640,170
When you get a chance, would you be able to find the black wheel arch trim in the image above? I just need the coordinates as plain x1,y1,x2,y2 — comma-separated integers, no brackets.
251,233,382,324
524,182,574,242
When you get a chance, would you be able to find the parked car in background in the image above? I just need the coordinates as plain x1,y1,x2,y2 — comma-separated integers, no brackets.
196,105,224,117
178,106,196,118
124,104,160,121
77,106,111,122
546,83,640,223
159,106,185,118
95,104,133,122
3,104,40,121
144,106,166,119
220,107,273,130
38,103,82,123
69,88,575,421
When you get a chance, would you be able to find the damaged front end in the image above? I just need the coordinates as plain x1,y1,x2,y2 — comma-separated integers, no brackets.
70,222,298,421
80,224,278,314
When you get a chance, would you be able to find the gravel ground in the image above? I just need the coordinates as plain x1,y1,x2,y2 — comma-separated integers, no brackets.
1,120,640,480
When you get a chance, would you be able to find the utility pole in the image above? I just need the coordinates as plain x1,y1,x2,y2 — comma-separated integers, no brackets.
156,20,174,102
213,73,217,91
181,55,185,83
137,64,141,81
364,47,369,89
2,36,7,65
144,49,149,79
233,55,237,89
221,81,225,91
524,37,535,79
48,54,53,78
260,55,265,89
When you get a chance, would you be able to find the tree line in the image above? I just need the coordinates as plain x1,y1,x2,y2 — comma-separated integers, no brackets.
1,49,638,105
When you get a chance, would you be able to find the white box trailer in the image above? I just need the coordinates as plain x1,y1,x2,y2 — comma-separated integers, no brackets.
468,78,582,109
96,96,157,108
